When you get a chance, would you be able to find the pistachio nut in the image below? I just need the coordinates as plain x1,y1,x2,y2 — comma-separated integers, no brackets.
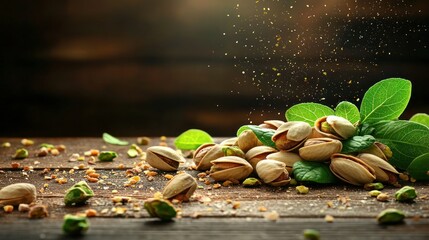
271,121,312,151
364,182,384,191
258,120,285,130
64,181,94,206
162,173,197,202
299,138,342,162
245,146,278,170
395,186,417,202
193,143,225,171
63,214,90,235
357,153,399,183
98,151,118,161
377,208,405,225
144,198,177,221
237,130,262,152
210,156,253,182
256,160,291,187
242,177,262,187
329,153,376,186
315,116,356,140
219,137,238,146
12,148,28,159
146,146,185,171
0,183,36,206
361,142,393,160
266,150,301,174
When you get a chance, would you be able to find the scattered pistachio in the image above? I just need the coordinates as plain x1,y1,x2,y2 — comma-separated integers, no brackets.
144,198,177,221
242,177,262,188
12,148,28,159
3,205,14,213
64,181,94,206
98,151,118,161
296,185,309,194
364,182,384,191
2,142,11,148
0,183,37,206
28,204,49,219
376,193,390,202
303,229,320,240
395,186,417,202
62,214,90,235
369,190,382,197
377,208,405,224
21,139,34,146
137,136,151,145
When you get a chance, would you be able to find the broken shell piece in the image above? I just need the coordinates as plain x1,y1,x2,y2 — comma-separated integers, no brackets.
146,146,185,171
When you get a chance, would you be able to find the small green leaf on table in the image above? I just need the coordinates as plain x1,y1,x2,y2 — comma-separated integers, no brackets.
409,113,429,128
335,101,360,124
407,153,429,181
174,129,213,150
292,161,337,184
341,135,376,154
285,102,334,126
102,133,129,146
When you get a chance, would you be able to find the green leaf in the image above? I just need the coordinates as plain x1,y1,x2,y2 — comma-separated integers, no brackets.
409,113,429,128
335,101,360,124
292,161,337,184
369,120,429,170
341,135,376,154
102,133,129,146
360,78,412,124
407,153,429,181
174,129,213,150
237,125,276,149
285,102,334,126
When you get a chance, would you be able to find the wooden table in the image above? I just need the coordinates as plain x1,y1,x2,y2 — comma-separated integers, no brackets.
1,137,428,239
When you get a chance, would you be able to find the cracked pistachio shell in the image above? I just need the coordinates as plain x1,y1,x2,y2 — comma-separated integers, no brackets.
245,146,278,170
144,198,177,221
237,130,262,152
219,137,238,146
258,120,285,130
266,151,301,174
193,143,224,171
0,183,36,206
299,138,342,162
272,121,312,151
357,153,399,183
330,153,376,186
256,160,291,187
315,116,356,140
162,173,197,202
146,146,185,171
210,156,253,182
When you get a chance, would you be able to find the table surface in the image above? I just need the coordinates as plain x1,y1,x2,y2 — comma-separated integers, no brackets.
0,137,428,239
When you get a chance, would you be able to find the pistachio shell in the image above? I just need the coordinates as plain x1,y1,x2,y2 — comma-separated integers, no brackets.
357,153,399,182
210,156,253,181
266,151,301,174
0,183,36,206
258,120,285,130
315,116,355,140
245,146,277,170
193,143,224,171
219,137,238,146
255,160,290,186
299,138,342,162
237,130,261,152
361,142,392,160
272,121,312,151
146,146,185,171
330,153,376,186
162,173,197,202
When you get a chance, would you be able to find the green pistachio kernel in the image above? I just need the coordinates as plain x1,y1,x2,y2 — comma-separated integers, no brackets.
242,177,262,188
98,151,118,161
369,190,382,197
222,146,245,158
62,214,90,235
296,185,309,194
64,181,94,206
395,186,417,202
12,148,28,159
144,198,177,221
364,182,384,191
377,208,405,224
39,143,55,149
127,148,139,158
303,229,320,240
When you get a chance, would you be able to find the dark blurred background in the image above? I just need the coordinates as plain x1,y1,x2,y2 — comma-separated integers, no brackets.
1,0,428,137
